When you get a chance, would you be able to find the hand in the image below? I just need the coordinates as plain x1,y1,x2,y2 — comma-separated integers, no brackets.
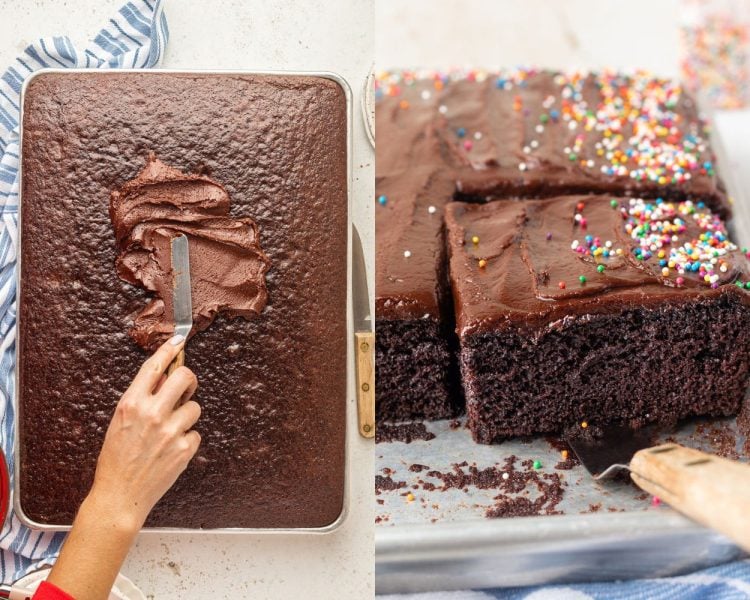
89,334,201,530
47,335,201,599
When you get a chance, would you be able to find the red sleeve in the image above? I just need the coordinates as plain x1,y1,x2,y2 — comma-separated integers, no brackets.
31,581,75,600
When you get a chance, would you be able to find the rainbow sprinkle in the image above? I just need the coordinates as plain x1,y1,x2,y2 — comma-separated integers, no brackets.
571,197,740,290
376,68,714,188
551,70,709,186
625,198,736,288
680,12,750,109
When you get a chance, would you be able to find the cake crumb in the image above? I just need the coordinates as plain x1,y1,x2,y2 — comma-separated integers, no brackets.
376,422,436,444
375,475,407,495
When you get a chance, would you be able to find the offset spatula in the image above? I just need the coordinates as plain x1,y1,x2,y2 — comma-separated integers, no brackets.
167,234,192,375
568,424,750,552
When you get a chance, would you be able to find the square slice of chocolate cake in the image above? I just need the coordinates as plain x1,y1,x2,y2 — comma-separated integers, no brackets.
376,169,462,421
445,195,750,444
376,69,728,213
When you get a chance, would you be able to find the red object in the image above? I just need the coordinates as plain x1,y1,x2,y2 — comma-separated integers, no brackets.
0,449,8,527
32,582,75,600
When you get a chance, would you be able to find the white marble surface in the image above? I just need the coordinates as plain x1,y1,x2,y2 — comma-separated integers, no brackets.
377,0,682,76
0,1,374,598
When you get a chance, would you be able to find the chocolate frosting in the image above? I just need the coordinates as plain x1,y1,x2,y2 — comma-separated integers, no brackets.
375,70,728,323
444,195,750,336
110,154,270,350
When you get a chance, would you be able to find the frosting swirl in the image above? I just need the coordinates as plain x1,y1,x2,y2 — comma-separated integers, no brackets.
110,154,271,350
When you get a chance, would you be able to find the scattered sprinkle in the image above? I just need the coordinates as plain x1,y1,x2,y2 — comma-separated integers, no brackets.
428,205,436,214
581,421,589,429
478,258,487,268
532,460,542,470
377,195,387,206
403,250,412,258
681,15,750,109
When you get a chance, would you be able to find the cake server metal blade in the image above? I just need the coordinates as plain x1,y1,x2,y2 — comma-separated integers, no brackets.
566,423,659,479
171,233,193,340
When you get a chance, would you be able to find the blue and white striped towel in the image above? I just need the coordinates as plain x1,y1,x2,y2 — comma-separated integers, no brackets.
0,0,168,583
380,558,750,599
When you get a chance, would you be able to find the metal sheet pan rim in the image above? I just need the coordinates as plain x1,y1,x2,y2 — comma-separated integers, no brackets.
14,67,355,534
376,509,717,560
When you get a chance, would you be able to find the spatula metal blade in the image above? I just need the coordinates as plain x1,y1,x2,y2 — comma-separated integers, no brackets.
566,423,659,479
171,234,193,339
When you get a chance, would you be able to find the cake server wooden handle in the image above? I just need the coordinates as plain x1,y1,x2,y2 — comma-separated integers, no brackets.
355,331,375,438
166,349,184,376
630,443,750,552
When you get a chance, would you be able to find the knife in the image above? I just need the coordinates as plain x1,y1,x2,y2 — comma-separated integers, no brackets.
352,225,375,438
167,234,193,376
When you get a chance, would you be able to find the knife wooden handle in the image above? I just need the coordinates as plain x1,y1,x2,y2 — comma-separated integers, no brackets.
166,349,185,377
631,443,750,551
355,331,375,438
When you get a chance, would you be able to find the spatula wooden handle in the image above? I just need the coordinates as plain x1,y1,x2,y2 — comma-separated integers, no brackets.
355,331,375,438
166,349,184,377
631,443,750,551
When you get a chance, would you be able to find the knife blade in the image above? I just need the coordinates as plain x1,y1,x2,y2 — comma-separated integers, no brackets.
168,234,192,375
352,226,372,333
352,225,374,438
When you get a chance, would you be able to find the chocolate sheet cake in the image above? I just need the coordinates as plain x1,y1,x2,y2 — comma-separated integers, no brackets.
445,195,750,443
19,72,348,528
375,69,728,423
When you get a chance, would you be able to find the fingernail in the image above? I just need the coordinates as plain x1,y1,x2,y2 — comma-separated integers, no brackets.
169,334,185,346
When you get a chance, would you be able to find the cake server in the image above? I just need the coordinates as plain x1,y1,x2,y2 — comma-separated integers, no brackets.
568,426,750,551
167,234,192,376
352,225,375,438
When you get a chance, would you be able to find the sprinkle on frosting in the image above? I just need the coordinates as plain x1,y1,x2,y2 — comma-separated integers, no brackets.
571,197,741,290
376,68,714,187
624,197,735,289
551,70,709,186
